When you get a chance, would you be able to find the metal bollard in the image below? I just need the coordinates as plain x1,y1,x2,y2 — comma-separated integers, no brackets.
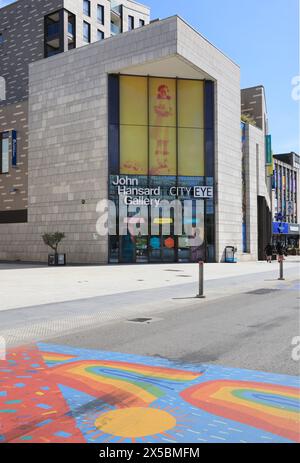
278,258,285,280
196,261,206,298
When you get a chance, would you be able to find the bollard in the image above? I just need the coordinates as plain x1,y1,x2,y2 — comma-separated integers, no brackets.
196,261,206,298
278,257,285,280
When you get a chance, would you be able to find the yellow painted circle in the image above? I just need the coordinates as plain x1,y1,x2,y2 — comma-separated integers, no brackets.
95,407,176,438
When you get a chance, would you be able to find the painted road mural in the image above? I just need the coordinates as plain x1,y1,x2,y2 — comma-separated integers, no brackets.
0,343,299,443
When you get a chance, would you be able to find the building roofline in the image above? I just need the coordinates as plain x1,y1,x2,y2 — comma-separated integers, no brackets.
174,15,239,68
29,14,239,71
116,0,150,12
0,0,18,12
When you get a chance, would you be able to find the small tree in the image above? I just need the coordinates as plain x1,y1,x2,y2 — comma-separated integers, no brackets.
42,232,65,255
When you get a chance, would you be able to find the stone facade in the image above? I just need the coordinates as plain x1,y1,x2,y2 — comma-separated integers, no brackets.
0,16,244,263
242,123,270,259
0,0,150,221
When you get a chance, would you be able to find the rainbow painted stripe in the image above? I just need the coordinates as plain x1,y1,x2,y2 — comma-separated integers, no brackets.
46,359,202,407
181,379,300,442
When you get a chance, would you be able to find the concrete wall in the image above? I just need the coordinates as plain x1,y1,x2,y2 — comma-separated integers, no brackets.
0,16,243,263
64,0,111,44
120,0,150,32
243,123,269,259
176,19,242,262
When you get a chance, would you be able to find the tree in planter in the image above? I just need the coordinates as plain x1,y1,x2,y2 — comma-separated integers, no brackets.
241,113,256,126
42,232,65,257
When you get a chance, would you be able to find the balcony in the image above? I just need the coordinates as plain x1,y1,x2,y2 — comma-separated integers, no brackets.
111,22,121,36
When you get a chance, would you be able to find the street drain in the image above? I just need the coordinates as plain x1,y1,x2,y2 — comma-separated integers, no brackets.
177,274,192,277
127,318,152,323
126,317,162,324
165,269,181,272
245,288,281,295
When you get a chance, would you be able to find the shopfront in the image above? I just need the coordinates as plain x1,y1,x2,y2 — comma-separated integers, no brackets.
272,222,300,249
107,74,215,263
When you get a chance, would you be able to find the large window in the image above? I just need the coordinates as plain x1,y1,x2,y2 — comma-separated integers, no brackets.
83,21,91,43
0,132,9,174
115,75,205,176
108,75,215,263
97,4,104,24
83,0,91,16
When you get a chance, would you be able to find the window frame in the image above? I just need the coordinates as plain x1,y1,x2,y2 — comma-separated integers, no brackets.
83,0,91,17
97,4,105,25
83,20,91,43
128,15,134,30
97,29,104,41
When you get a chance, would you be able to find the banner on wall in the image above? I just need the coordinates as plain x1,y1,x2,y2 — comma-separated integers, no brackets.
265,134,272,165
119,76,205,177
12,130,17,166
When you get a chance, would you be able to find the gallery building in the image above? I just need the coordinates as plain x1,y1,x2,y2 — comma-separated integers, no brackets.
0,0,274,264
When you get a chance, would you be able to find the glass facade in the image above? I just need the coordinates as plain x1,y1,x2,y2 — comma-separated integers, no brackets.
108,75,215,263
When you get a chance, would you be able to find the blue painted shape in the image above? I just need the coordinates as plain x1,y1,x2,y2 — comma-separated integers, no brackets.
36,403,52,410
35,419,53,428
54,431,72,438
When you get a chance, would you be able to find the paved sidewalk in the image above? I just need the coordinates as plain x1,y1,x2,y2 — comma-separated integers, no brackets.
1,258,299,311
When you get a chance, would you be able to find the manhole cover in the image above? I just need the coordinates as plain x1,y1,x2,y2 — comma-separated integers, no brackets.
245,288,281,295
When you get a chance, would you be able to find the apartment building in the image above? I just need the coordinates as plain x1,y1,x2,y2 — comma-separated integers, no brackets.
0,0,150,224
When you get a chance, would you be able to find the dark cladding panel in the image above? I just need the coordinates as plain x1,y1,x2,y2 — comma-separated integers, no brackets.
108,75,120,174
0,209,27,223
204,80,215,178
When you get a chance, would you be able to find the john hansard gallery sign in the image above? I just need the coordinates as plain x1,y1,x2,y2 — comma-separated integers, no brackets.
112,176,213,206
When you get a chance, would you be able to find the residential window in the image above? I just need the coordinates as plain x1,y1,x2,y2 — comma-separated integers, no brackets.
0,33,3,45
97,4,104,25
128,15,134,30
97,30,104,41
83,21,91,43
139,19,145,27
83,0,91,17
0,132,9,174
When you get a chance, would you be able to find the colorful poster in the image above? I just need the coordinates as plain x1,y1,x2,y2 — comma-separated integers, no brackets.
120,75,147,126
118,76,206,176
120,125,148,174
149,126,176,175
149,78,176,175
178,80,204,128
178,128,204,176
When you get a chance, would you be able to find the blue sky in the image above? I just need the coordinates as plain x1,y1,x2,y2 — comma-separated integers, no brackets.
0,0,299,153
